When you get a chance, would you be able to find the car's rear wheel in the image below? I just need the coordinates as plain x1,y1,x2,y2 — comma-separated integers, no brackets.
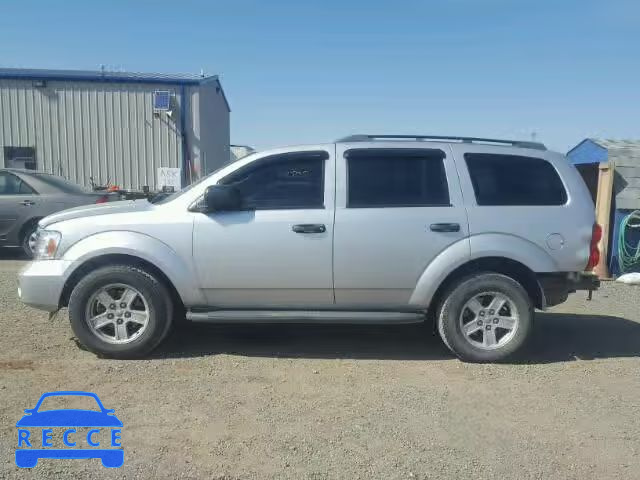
437,272,533,363
68,265,173,358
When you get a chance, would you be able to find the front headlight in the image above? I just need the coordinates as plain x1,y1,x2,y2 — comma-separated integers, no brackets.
33,230,62,260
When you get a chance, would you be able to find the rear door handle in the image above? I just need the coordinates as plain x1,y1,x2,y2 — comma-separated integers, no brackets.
20,200,35,206
292,224,326,234
430,222,460,233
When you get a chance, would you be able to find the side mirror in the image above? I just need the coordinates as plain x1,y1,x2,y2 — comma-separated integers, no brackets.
203,185,243,213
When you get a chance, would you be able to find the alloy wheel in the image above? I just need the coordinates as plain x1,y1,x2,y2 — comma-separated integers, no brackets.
458,291,519,350
85,283,150,344
27,230,38,253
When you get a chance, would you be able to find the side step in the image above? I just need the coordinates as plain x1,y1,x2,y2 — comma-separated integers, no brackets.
186,310,425,324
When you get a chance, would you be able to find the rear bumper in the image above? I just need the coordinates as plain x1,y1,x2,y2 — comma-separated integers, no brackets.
538,272,600,308
17,260,72,312
569,272,601,292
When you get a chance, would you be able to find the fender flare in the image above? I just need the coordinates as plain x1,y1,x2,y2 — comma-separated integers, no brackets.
60,231,205,306
410,234,557,307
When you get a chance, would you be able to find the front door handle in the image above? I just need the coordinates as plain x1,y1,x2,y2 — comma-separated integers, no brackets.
430,222,460,233
20,200,35,206
292,224,326,234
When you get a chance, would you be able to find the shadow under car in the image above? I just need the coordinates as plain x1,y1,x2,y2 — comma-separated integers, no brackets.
149,312,640,364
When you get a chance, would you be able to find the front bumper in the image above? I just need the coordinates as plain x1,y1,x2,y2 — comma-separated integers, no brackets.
17,260,72,312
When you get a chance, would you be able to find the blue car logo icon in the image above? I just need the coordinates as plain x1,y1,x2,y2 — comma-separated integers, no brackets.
16,391,123,468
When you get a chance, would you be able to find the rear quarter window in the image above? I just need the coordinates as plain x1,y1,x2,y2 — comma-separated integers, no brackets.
32,174,86,194
464,153,567,206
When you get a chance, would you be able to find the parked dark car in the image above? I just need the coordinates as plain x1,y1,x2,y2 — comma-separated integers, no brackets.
0,169,113,257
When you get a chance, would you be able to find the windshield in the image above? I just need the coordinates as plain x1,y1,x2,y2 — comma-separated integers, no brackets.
150,174,210,205
150,161,244,204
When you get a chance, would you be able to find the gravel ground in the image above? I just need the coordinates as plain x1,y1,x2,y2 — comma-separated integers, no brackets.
1,250,640,479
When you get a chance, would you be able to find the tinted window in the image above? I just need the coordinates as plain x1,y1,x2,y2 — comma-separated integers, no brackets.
18,178,36,194
220,151,326,209
0,172,35,195
464,153,567,206
346,149,450,208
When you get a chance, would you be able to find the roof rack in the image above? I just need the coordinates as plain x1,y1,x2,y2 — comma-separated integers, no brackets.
335,134,547,151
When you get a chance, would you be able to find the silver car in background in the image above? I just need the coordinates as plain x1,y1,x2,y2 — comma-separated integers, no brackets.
18,135,600,362
0,169,112,257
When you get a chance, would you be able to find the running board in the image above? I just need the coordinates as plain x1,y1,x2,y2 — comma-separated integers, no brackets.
186,310,425,324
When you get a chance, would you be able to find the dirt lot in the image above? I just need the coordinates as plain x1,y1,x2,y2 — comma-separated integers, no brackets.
1,251,639,479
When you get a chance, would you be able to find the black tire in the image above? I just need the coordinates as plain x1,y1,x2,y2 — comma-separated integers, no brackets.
68,265,173,359
437,272,533,363
20,222,39,259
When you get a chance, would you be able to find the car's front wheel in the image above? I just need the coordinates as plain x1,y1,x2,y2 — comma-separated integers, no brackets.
437,272,533,363
21,223,39,259
68,265,173,358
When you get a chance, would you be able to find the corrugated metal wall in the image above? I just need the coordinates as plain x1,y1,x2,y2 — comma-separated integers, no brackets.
611,153,640,211
0,79,183,189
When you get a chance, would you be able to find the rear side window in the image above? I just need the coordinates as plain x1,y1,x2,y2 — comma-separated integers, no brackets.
464,153,567,206
33,173,85,194
346,149,450,208
0,172,36,195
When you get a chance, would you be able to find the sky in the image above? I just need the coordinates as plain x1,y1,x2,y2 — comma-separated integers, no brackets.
0,0,638,152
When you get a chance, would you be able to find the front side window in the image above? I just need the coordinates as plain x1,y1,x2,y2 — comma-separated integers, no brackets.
464,153,567,206
219,151,326,210
346,148,450,208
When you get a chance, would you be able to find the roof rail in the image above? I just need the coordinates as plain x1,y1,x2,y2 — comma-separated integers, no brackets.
335,134,547,151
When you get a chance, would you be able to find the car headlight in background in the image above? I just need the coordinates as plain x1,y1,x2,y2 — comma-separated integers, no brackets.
33,230,62,260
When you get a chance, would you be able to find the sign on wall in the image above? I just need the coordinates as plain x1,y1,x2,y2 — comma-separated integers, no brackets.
157,167,182,191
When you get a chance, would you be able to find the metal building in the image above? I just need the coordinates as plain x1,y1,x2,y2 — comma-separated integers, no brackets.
0,68,230,190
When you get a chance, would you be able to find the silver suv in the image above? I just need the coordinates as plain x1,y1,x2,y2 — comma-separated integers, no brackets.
18,135,600,362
